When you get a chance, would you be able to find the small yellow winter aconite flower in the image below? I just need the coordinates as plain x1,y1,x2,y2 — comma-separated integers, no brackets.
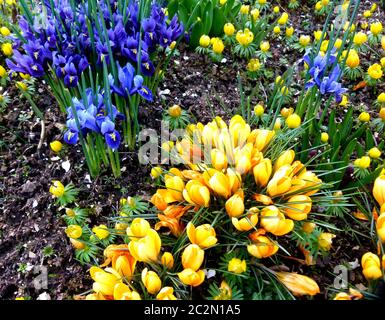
321,132,329,143
299,35,310,47
378,93,385,103
368,64,383,80
278,12,289,25
169,41,176,50
1,42,12,56
150,166,162,179
156,287,177,300
141,268,162,295
361,21,368,30
0,65,6,77
254,104,264,116
302,222,316,234
260,41,270,52
178,268,205,287
273,6,279,13
50,140,63,153
361,252,382,281
318,232,335,251
380,57,385,68
313,30,323,41
212,38,224,54
186,222,217,248
285,26,294,37
50,180,65,197
358,111,370,122
286,113,301,128
219,0,227,5
168,104,182,117
280,107,293,118
315,1,322,11
334,38,342,49
354,156,371,169
380,108,385,121
250,8,260,21
353,32,367,46
363,10,372,18
368,147,381,159
258,0,267,4
0,26,10,36
199,35,210,48
65,225,82,239
227,258,246,274
370,22,383,35
161,252,174,269
346,50,360,68
223,23,235,36
247,58,261,72
92,224,110,240
240,5,249,14
16,81,28,91
276,272,320,296
236,28,254,46
339,95,348,107
273,26,281,34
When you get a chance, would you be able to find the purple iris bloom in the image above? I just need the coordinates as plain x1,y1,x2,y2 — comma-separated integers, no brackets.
100,117,121,150
63,62,78,87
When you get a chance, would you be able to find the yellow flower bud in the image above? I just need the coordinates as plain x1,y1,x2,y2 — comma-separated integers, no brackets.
182,244,204,271
286,113,301,128
273,26,281,34
382,36,385,50
299,35,311,47
141,268,162,295
168,104,182,117
373,175,385,207
260,41,270,52
247,235,279,258
285,195,312,220
127,218,151,239
231,208,259,232
151,166,162,179
353,32,368,46
92,224,110,240
251,9,260,21
285,26,294,37
302,222,316,234
128,229,161,263
361,252,382,280
187,222,217,248
70,238,85,250
0,26,10,36
199,35,210,48
260,205,294,236
156,287,177,300
240,5,249,14
224,23,235,36
368,147,381,159
380,108,385,121
90,267,121,296
16,81,28,91
278,12,289,25
321,132,329,143
49,180,65,197
227,258,246,274
276,272,320,296
161,252,174,269
253,158,272,187
346,51,360,68
225,192,245,217
65,225,82,239
50,140,63,153
274,150,295,171
1,42,13,56
359,111,370,122
0,65,6,78
273,6,280,13
165,175,185,201
368,64,383,80
318,232,335,251
212,38,225,54
178,269,205,287
208,171,231,198
370,22,383,35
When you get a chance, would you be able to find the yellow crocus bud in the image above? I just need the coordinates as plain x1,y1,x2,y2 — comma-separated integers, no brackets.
165,175,184,201
225,192,245,217
247,235,279,258
168,104,182,117
361,252,382,280
253,158,272,187
211,148,228,171
231,209,259,232
90,266,121,296
65,225,82,239
187,222,217,248
92,224,110,240
376,213,385,243
373,175,385,206
260,205,294,236
141,268,162,295
219,0,227,5
224,23,235,36
183,180,210,207
1,42,13,56
334,292,351,300
253,129,275,151
370,22,383,35
169,41,176,50
199,35,210,48
299,35,310,47
273,118,282,130
114,254,136,279
156,287,177,300
240,4,249,14
49,180,65,197
321,132,329,143
318,232,335,251
182,244,204,271
286,26,294,37
278,12,289,25
50,140,63,153
276,272,320,296
161,252,174,269
368,147,381,159
208,171,231,198
286,113,301,128
379,93,385,104
227,258,246,274
274,150,295,171
302,222,316,234
128,229,161,263
178,269,205,287
0,26,10,36
127,218,151,239
113,283,141,300
285,195,312,220
368,64,383,80
267,167,292,197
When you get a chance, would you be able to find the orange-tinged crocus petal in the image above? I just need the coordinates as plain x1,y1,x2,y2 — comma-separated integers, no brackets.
183,180,210,207
208,171,231,198
113,254,136,279
247,235,279,258
334,292,351,300
284,195,312,221
165,176,185,202
156,287,177,300
113,283,141,300
227,168,242,194
181,244,205,271
260,206,294,236
276,272,320,296
126,218,151,240
128,229,161,263
178,269,205,287
155,214,184,237
253,158,272,187
163,205,191,219
373,175,385,207
253,194,273,205
186,222,217,248
274,150,295,171
151,193,168,211
232,212,259,232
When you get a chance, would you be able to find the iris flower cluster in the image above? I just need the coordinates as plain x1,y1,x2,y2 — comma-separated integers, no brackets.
304,52,347,103
64,88,123,150
7,0,183,87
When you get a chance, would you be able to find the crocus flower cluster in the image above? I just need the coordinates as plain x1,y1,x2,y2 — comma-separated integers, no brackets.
7,0,183,87
304,52,347,103
64,87,123,150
